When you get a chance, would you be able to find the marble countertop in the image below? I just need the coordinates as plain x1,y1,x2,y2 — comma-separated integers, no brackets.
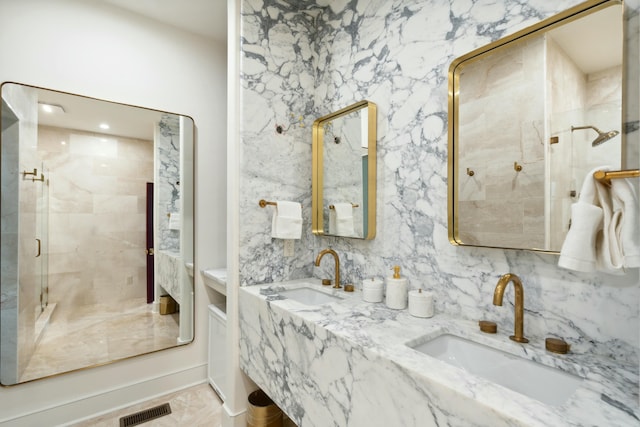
202,268,227,295
241,278,639,427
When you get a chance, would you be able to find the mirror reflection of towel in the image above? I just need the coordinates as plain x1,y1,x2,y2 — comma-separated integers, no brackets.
271,201,302,239
329,203,354,236
168,213,181,230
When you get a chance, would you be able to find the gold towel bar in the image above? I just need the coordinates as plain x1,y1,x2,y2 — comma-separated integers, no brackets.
259,199,277,208
259,199,302,208
593,169,640,184
329,203,359,209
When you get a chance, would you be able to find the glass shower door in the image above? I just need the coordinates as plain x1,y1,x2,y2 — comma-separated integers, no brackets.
36,162,49,312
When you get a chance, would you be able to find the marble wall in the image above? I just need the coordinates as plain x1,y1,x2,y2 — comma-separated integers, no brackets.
38,126,153,311
156,114,181,252
239,0,639,367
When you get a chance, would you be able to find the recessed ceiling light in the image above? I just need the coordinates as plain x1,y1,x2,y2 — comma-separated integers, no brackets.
38,102,65,114
99,123,110,130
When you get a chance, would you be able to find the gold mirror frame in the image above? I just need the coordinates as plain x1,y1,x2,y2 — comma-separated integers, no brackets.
312,101,377,239
0,82,195,386
448,0,624,253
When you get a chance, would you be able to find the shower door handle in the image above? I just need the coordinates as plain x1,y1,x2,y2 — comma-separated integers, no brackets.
35,238,41,257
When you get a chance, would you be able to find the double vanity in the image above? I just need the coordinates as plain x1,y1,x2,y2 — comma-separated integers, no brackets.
239,279,638,426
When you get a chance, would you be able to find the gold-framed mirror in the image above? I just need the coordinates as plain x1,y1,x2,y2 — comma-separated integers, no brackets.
448,0,624,252
0,82,194,385
312,101,376,239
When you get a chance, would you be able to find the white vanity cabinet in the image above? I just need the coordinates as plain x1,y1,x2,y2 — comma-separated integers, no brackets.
207,303,227,401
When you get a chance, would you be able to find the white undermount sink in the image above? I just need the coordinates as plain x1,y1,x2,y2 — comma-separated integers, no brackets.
279,287,342,306
409,334,583,407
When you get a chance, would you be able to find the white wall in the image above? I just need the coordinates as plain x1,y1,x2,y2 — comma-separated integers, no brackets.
0,0,227,425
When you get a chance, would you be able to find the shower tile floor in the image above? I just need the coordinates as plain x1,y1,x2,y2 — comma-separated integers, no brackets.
20,298,180,383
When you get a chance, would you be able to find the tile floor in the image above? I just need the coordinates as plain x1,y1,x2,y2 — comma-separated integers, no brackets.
70,383,298,427
71,383,223,427
21,298,180,382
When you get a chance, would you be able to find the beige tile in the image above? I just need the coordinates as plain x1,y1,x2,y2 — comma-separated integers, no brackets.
71,383,223,427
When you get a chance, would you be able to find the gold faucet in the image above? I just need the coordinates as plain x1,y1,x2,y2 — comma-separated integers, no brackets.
493,273,529,343
315,248,341,289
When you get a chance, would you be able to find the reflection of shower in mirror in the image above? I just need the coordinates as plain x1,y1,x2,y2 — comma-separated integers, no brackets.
571,125,620,146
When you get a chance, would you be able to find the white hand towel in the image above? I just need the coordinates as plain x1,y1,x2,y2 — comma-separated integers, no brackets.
558,166,608,272
168,213,181,230
271,201,302,239
611,178,640,268
594,173,624,274
333,203,354,236
558,201,603,272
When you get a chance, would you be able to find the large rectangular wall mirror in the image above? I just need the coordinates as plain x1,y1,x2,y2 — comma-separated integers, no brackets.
312,101,376,239
448,0,624,252
0,82,194,385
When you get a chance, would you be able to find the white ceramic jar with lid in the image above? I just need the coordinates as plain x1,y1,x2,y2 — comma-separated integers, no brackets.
408,289,434,318
362,277,384,302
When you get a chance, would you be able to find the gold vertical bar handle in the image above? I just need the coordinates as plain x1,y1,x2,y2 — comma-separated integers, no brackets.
35,238,41,257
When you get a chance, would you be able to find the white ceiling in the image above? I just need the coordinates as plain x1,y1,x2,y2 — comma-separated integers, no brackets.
101,0,227,42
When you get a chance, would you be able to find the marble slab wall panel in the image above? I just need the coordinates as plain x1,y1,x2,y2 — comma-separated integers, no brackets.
157,114,180,252
238,0,322,285
38,126,153,311
239,0,640,364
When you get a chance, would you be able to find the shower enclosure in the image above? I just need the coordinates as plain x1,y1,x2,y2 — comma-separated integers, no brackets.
1,87,51,384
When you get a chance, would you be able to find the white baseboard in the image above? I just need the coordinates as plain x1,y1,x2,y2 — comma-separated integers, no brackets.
222,402,246,427
0,364,207,427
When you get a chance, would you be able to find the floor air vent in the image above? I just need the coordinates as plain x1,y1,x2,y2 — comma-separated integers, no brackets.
119,403,172,427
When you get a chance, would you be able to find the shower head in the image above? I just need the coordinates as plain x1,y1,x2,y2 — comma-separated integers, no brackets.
571,125,620,146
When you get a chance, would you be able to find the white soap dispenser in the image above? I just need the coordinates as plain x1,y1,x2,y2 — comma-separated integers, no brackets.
385,265,408,310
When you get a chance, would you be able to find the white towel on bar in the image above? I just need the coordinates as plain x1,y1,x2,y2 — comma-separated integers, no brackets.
611,177,640,268
168,213,181,230
558,166,608,272
330,203,354,236
271,201,302,239
595,178,624,274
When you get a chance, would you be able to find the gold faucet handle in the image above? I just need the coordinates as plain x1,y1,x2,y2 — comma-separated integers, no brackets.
478,320,497,334
545,338,570,354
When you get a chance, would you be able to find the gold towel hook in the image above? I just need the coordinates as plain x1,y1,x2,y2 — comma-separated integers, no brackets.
466,168,475,177
514,162,523,172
